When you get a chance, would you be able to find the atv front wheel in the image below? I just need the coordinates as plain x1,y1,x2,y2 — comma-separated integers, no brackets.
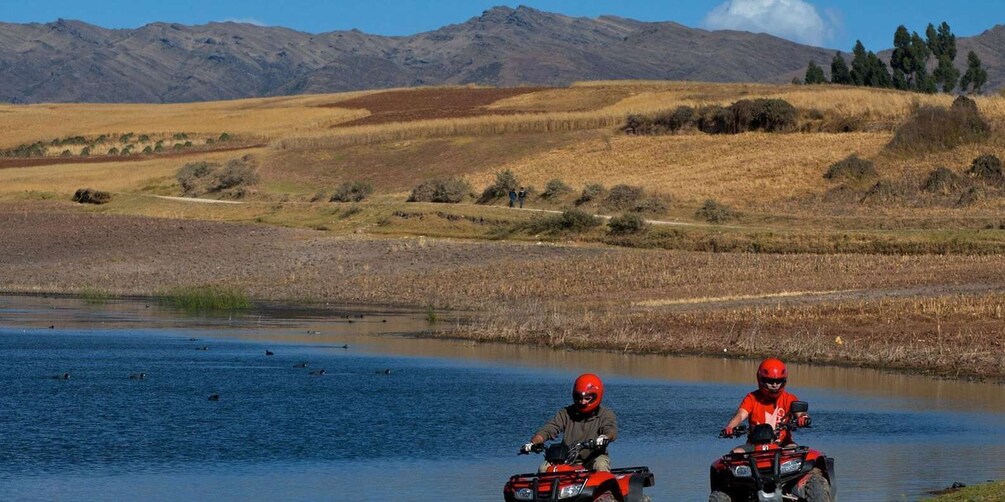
801,473,832,502
593,491,618,502
709,490,733,502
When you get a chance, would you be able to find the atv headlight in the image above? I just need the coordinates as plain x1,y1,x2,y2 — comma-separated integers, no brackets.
558,482,585,499
513,488,534,500
731,465,752,477
779,459,803,475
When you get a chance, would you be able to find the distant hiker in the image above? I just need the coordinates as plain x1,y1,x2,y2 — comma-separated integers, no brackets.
508,188,517,208
517,187,527,208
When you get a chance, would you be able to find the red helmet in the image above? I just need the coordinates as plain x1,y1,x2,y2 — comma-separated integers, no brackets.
756,358,788,398
572,373,604,414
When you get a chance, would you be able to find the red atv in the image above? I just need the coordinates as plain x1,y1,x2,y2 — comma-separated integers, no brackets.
503,439,655,501
709,401,835,502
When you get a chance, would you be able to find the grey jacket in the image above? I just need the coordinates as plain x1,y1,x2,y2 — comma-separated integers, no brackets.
535,405,618,463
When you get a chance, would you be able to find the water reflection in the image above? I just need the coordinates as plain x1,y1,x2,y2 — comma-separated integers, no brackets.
1,295,1003,501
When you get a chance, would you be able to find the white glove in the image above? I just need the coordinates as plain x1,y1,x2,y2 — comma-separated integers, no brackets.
595,435,609,447
521,442,535,454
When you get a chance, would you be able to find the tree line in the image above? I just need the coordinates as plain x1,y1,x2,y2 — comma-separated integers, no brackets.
803,22,988,94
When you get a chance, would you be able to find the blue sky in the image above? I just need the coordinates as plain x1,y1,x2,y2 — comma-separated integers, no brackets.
2,0,1001,52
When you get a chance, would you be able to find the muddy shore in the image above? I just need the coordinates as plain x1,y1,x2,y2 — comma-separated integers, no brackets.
3,201,1003,381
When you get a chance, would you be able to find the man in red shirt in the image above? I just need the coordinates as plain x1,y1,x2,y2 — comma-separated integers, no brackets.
721,358,810,451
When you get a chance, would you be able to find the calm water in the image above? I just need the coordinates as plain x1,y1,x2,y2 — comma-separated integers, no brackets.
0,296,1003,501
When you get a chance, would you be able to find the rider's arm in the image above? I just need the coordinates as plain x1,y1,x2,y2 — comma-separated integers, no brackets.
724,407,749,430
599,408,618,442
533,408,569,444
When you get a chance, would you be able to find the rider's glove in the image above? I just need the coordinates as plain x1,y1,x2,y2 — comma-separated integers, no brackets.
796,415,812,428
595,435,609,447
721,427,734,437
520,442,535,454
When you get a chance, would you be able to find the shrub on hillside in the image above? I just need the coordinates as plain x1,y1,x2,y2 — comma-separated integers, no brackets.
542,178,572,199
696,199,739,223
576,183,607,205
72,188,111,205
696,105,731,134
967,154,1004,185
727,99,798,133
824,154,878,182
208,159,258,192
177,161,218,193
330,181,374,202
408,178,471,203
608,212,648,234
604,184,645,211
478,169,519,203
887,100,990,153
526,209,602,234
957,186,987,207
860,179,900,204
632,196,669,214
923,167,962,194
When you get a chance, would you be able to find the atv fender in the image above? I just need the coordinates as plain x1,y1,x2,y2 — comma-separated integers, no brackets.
624,471,655,502
582,480,623,501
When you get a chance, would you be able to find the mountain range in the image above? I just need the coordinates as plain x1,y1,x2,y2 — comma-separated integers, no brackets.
0,5,1001,103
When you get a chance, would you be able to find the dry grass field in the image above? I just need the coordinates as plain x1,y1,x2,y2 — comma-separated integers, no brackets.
2,81,1005,379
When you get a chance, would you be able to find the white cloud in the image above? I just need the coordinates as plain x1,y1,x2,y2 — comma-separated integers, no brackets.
703,0,832,47
222,18,267,27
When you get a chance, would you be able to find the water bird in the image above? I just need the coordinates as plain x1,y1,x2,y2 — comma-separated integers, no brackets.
208,393,220,401
340,344,349,350
306,330,321,335
129,372,146,380
381,319,387,323
309,369,326,376
50,373,70,380
293,362,309,368
265,350,274,356
48,325,55,329
196,346,209,351
376,369,392,375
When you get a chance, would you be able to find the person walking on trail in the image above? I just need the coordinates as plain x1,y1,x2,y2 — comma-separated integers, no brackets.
508,188,517,208
517,187,527,208
520,373,617,472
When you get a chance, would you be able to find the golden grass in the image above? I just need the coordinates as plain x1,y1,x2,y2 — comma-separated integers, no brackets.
468,132,890,204
0,147,265,197
0,93,371,148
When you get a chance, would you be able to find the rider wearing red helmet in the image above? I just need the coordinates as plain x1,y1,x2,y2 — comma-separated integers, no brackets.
722,358,810,450
521,373,618,472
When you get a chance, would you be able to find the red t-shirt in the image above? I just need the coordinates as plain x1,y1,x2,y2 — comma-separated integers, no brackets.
739,389,799,444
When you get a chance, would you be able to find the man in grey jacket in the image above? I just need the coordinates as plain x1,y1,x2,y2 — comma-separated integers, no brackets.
521,373,618,472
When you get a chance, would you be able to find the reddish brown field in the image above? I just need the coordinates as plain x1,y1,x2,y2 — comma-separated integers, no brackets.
327,87,550,126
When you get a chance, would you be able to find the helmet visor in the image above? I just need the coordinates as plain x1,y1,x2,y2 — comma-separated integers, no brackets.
761,377,787,386
573,392,596,404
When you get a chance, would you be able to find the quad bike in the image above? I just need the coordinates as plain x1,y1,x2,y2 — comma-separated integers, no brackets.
503,438,655,501
709,401,836,502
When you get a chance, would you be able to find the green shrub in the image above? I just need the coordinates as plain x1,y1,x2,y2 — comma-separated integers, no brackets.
967,154,1004,185
633,196,669,214
527,209,602,234
79,147,90,157
330,181,374,202
923,167,962,194
218,132,231,141
142,146,153,154
608,213,649,234
696,199,739,223
138,134,150,142
60,149,72,157
173,132,189,140
478,169,519,203
696,105,730,134
309,190,328,202
824,154,877,181
72,188,112,204
107,147,119,155
604,184,645,211
727,98,798,133
177,161,217,193
408,178,471,203
208,159,259,192
887,100,990,153
542,178,572,199
576,183,607,205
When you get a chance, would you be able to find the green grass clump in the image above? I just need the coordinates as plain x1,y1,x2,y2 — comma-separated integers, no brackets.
79,288,112,304
924,481,1005,501
156,286,250,311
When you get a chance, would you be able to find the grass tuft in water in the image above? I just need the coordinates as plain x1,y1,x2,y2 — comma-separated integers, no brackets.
79,288,113,304
156,286,251,311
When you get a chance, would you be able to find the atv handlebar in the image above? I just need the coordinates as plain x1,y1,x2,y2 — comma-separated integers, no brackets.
719,417,811,439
